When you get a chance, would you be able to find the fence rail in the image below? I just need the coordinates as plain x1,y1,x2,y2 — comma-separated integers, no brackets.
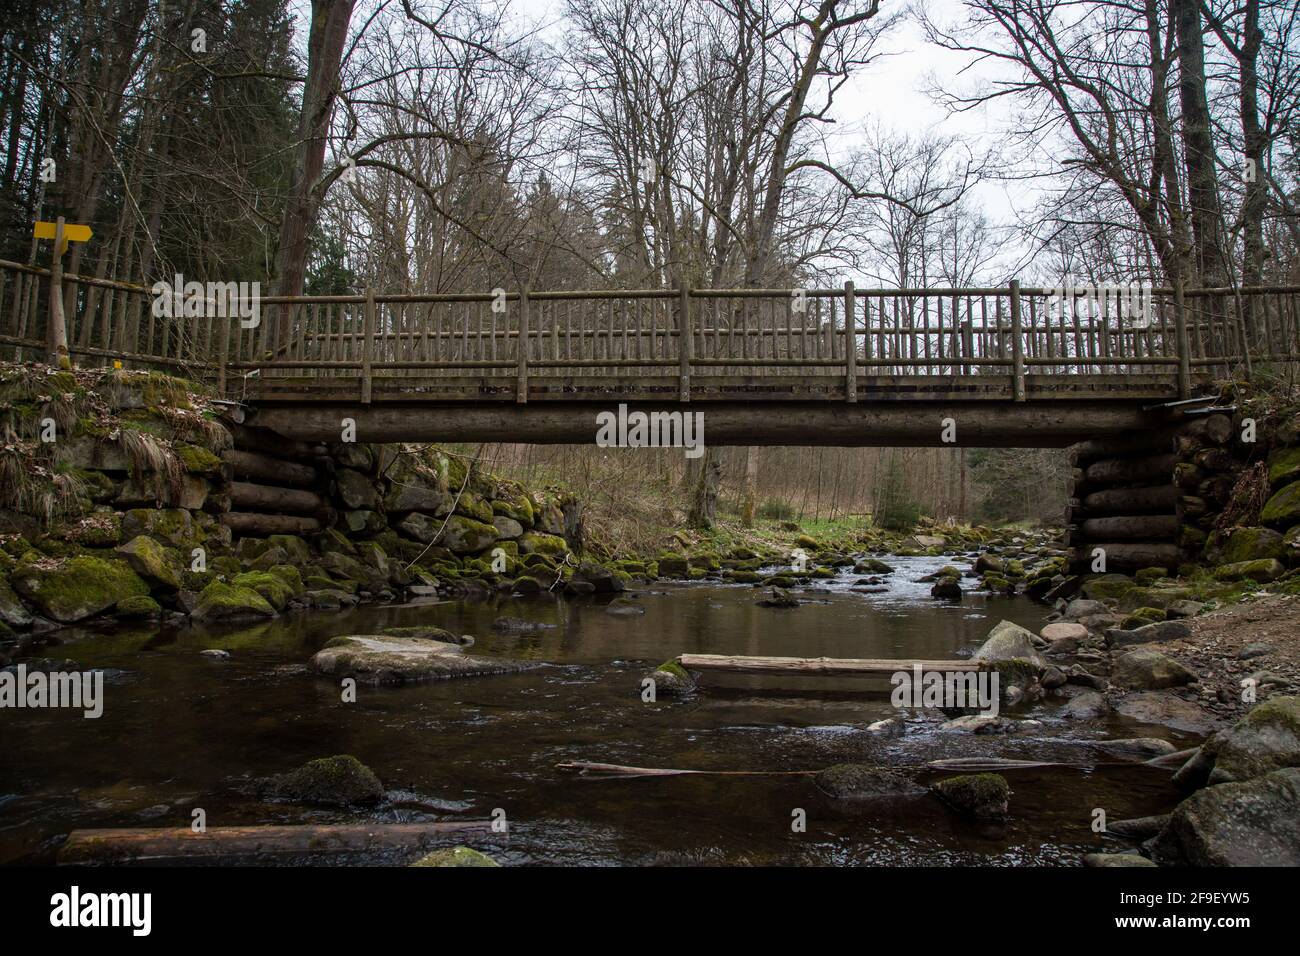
2,258,1297,404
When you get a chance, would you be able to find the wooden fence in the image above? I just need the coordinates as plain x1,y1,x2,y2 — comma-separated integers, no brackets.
2,258,1297,403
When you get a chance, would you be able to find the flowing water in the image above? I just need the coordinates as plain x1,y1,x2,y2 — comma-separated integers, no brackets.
0,555,1196,866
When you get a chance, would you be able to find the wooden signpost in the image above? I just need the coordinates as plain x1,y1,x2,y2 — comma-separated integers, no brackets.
33,216,93,368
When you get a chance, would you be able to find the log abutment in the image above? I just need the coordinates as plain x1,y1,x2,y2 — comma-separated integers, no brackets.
1066,413,1242,573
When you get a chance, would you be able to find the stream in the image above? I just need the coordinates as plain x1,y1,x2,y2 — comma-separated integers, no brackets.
0,554,1195,866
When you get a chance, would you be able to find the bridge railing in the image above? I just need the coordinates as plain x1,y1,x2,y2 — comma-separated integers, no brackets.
2,257,1296,401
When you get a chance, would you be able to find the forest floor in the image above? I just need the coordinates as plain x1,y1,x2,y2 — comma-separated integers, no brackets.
1161,592,1300,719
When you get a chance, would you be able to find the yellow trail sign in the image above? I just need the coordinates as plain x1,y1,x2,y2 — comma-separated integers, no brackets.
34,220,92,255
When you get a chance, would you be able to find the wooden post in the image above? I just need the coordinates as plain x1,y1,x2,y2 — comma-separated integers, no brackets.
361,286,375,405
47,215,70,368
1009,278,1025,402
677,279,692,402
1172,275,1191,399
517,286,530,404
844,280,857,402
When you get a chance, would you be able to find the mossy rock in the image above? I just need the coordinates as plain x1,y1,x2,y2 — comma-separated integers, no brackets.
1261,481,1300,527
265,534,313,566
10,554,150,623
1134,567,1166,586
176,442,224,475
65,468,116,503
265,755,384,807
794,534,821,551
933,773,1010,819
453,491,495,524
492,487,535,526
116,535,183,590
649,659,695,696
1268,447,1300,487
656,553,689,577
688,552,720,572
1081,574,1133,601
57,513,123,548
1122,606,1166,629
1217,526,1285,564
763,574,797,588
1214,558,1285,583
517,530,566,556
724,569,763,583
192,580,276,623
411,847,500,867
854,558,895,574
439,515,499,555
230,572,296,611
116,594,161,619
815,764,925,800
121,508,198,550
267,564,305,597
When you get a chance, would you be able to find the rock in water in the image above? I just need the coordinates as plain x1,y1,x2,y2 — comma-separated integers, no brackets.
756,587,799,608
933,773,1011,820
265,755,384,807
410,847,500,867
814,765,926,800
1173,696,1300,789
974,620,1045,668
646,660,695,697
311,633,529,685
1150,768,1300,866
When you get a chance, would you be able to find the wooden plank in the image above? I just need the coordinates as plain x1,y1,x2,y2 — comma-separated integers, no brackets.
58,822,495,864
678,653,988,676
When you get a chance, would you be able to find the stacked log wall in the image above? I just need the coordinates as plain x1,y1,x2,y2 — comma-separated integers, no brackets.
1066,413,1244,573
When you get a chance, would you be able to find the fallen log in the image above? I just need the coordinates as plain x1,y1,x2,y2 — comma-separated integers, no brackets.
1085,453,1178,485
219,511,323,536
58,822,494,865
222,448,319,487
925,757,1067,771
229,480,327,515
557,761,817,778
677,653,987,677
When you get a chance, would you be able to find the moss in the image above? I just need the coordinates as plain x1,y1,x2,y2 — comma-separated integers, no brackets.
116,594,161,618
1261,481,1300,527
518,530,567,556
656,553,689,577
410,847,499,867
1081,574,1134,601
689,552,720,571
933,773,1010,819
990,658,1039,693
1268,447,1300,486
175,442,223,475
1134,567,1166,586
654,660,690,681
266,755,383,807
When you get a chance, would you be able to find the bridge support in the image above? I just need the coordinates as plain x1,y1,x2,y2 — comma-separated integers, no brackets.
247,400,1162,448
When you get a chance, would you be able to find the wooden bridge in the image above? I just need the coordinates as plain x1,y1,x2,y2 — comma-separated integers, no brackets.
3,259,1296,446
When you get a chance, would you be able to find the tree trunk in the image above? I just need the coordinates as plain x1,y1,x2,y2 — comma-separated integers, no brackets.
273,0,355,342
1172,0,1226,285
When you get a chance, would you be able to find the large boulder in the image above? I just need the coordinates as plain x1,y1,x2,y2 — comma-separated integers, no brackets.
1112,648,1194,690
1151,768,1300,866
10,555,150,623
1174,696,1300,789
396,512,439,543
1268,447,1300,486
383,476,450,515
264,755,384,807
115,535,183,590
311,633,529,685
230,572,295,612
1213,559,1285,583
517,530,566,556
973,620,1045,668
492,515,524,540
570,561,624,594
191,580,277,623
1214,526,1285,564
